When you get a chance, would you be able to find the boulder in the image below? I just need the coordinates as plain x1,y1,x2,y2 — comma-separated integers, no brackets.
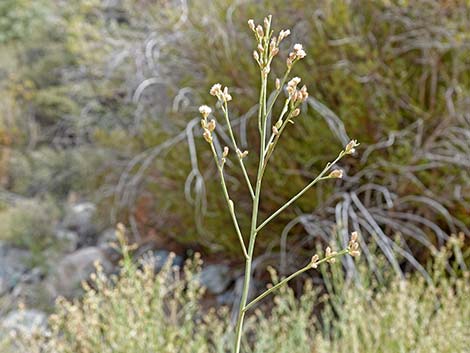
97,227,118,246
48,246,112,298
61,202,97,243
0,243,29,296
199,264,232,295
53,228,79,253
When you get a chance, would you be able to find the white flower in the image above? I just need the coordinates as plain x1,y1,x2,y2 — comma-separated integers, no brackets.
210,83,222,96
199,105,212,118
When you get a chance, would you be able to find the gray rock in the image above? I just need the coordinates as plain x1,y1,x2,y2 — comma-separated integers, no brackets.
0,243,30,296
9,280,53,311
199,264,232,295
1,309,47,336
216,288,236,306
97,228,118,246
54,228,79,253
48,246,112,298
62,202,97,241
97,228,121,262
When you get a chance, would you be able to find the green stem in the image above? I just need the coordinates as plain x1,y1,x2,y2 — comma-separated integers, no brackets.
210,143,249,259
233,70,268,353
222,102,255,200
256,151,345,232
243,249,349,312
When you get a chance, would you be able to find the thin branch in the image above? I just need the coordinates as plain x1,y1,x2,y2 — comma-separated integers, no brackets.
256,151,346,232
209,143,249,259
243,249,350,312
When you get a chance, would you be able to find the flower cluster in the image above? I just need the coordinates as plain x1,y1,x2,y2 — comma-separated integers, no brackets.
199,105,216,144
210,83,232,102
348,231,360,257
286,77,309,104
287,43,306,68
248,16,296,74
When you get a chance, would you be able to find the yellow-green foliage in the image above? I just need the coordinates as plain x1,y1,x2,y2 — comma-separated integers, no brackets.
0,199,59,247
0,198,60,266
0,0,47,44
11,242,470,353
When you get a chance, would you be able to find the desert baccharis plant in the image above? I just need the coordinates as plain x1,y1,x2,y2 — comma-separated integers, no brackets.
198,15,361,353
17,232,469,353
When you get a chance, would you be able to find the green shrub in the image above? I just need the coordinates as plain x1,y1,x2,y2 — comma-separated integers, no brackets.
10,237,469,353
94,0,470,267
0,198,60,266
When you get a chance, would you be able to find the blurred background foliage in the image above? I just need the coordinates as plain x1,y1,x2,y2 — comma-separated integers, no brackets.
0,0,469,276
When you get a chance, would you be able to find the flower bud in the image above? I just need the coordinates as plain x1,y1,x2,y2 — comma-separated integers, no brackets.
351,231,358,242
328,169,343,179
345,139,359,154
279,29,290,41
269,38,276,50
275,78,281,90
291,108,300,117
207,119,216,132
326,246,337,263
248,19,255,31
310,254,319,268
256,25,264,38
222,86,232,102
348,231,360,257
264,17,270,30
223,146,229,157
272,126,279,135
203,130,212,143
238,150,249,159
262,66,270,78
